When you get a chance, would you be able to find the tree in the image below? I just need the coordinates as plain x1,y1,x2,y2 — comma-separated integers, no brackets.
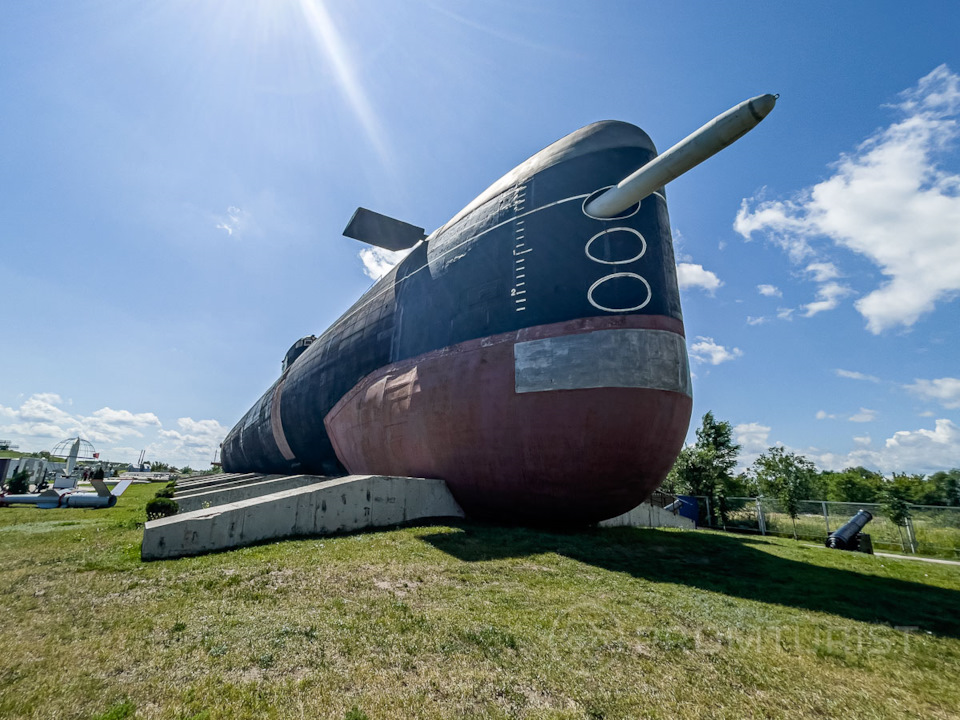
929,469,960,506
666,412,741,526
750,447,816,540
820,466,883,503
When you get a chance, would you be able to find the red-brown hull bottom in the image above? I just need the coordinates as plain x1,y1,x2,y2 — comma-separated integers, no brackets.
325,316,692,524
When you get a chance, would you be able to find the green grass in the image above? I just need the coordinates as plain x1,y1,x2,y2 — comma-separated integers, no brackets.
0,450,67,460
1,484,959,719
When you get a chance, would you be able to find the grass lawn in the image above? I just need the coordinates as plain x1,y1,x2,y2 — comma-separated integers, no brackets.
1,483,959,719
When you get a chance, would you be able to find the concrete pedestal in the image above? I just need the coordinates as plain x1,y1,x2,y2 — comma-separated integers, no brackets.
142,474,464,560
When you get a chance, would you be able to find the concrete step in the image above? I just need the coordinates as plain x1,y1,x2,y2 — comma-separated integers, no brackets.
175,474,323,513
174,473,260,493
142,475,464,560
174,474,274,500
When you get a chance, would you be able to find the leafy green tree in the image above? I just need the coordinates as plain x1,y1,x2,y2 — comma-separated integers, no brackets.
821,466,883,503
886,472,929,505
179,466,193,475
750,447,816,539
665,412,741,525
929,469,960,506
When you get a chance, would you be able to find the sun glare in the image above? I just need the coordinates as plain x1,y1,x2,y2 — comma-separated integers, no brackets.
295,0,389,161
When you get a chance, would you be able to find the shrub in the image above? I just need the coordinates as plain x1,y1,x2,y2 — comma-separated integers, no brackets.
6,469,31,494
154,487,175,499
145,497,178,520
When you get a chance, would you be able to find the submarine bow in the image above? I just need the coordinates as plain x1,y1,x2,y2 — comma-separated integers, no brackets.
223,120,694,524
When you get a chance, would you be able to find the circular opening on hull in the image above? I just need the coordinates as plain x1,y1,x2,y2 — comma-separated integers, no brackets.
587,273,652,313
582,186,640,220
584,227,647,265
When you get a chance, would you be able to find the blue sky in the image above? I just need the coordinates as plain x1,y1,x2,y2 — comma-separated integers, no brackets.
2,1,959,473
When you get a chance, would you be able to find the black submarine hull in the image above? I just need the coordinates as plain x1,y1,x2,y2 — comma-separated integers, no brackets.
222,120,693,524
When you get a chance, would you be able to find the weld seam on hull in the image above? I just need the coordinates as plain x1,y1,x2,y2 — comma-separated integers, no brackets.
270,376,297,462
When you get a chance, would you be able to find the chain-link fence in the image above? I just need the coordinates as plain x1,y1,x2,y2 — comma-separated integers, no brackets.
695,496,960,559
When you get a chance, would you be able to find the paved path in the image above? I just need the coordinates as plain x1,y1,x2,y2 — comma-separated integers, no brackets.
874,551,960,567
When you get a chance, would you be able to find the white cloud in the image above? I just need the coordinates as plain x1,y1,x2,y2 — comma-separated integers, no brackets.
358,247,411,280
805,262,840,282
853,435,872,446
733,421,773,470
736,65,960,333
0,393,226,469
1,422,67,440
848,407,878,423
757,284,782,297
746,316,767,326
815,419,960,475
816,410,838,420
88,407,161,427
905,377,960,409
835,369,880,383
676,262,722,293
18,394,73,425
215,205,249,237
689,337,743,365
157,417,229,466
801,281,853,317
776,307,794,320
734,422,771,454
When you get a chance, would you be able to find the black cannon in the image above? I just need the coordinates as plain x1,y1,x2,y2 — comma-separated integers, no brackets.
826,510,873,551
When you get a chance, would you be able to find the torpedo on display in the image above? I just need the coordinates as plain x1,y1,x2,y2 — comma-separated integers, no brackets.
221,94,778,524
0,479,134,510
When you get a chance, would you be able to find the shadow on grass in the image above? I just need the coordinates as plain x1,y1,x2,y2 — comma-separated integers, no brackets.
421,523,960,639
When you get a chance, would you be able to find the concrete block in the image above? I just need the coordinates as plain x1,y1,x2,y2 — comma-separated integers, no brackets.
175,475,277,500
142,475,464,560
175,474,322,513
599,501,695,530
174,473,260,493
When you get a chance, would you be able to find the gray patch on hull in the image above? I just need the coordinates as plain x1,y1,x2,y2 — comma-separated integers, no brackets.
514,328,691,396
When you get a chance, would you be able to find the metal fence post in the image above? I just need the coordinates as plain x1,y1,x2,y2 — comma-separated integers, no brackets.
822,501,830,535
756,497,766,535
705,496,712,527
906,516,918,554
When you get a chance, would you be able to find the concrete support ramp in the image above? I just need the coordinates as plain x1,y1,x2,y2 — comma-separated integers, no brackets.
174,474,319,513
174,473,261,493
142,475,464,560
599,501,695,530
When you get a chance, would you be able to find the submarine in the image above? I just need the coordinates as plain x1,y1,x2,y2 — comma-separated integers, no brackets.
221,94,777,524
